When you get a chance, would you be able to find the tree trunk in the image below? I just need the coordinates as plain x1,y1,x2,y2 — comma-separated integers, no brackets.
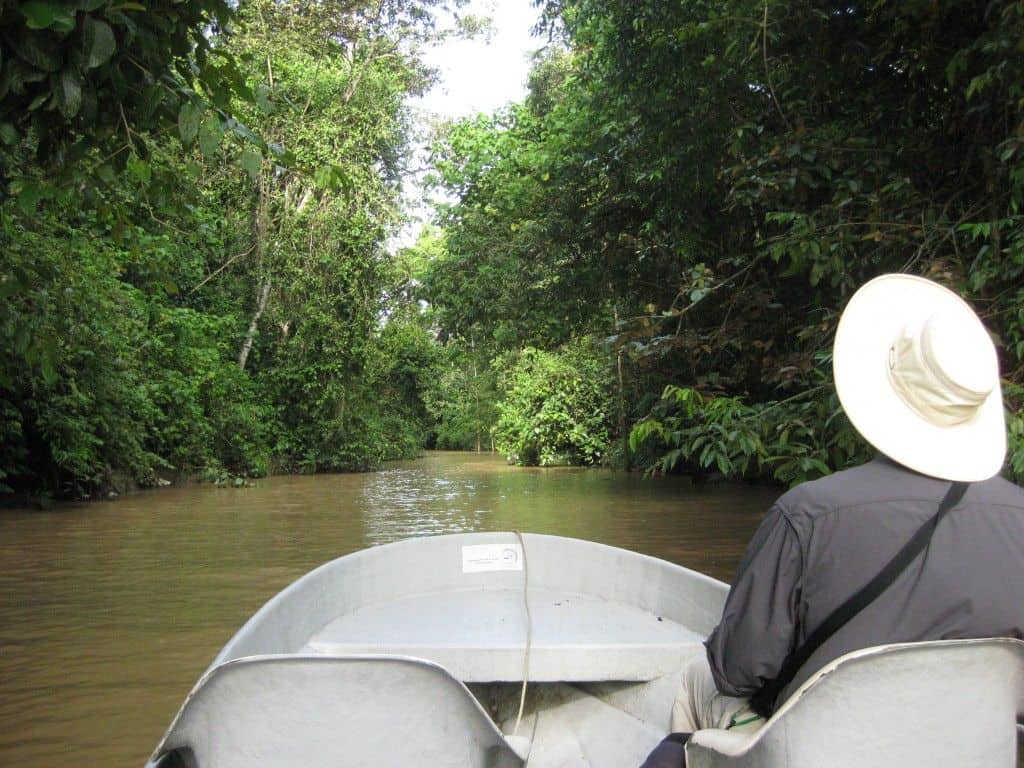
238,279,271,370
239,173,271,372
471,334,481,453
614,305,631,470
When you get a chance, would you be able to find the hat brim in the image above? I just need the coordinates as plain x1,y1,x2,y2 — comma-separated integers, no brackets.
833,274,1005,482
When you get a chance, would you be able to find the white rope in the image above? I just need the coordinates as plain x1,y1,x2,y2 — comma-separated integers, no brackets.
512,530,531,736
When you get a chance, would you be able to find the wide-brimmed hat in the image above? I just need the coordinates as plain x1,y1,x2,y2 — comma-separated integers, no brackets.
833,274,1005,482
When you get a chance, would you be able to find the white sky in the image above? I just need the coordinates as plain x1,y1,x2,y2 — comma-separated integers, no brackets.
393,1,544,249
411,0,541,118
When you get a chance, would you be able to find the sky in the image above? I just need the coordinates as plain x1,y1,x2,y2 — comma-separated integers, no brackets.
393,1,545,249
413,1,542,118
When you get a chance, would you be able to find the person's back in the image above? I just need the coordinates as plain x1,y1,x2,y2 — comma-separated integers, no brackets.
728,457,1024,703
649,274,1024,767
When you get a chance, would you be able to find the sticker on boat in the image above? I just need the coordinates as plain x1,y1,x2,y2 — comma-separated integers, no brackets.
462,543,523,573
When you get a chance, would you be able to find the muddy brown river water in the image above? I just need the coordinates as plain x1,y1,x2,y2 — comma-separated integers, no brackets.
0,451,779,767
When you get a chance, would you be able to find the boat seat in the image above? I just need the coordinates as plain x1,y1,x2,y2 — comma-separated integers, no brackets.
685,638,1024,768
304,587,706,683
147,655,524,768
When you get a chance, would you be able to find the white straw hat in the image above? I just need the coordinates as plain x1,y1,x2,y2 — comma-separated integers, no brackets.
833,273,1005,482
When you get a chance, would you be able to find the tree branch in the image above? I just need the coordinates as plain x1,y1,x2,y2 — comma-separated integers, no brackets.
761,1,792,131
189,245,256,294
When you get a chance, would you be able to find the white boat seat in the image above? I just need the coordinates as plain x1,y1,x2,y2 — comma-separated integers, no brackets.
686,638,1024,768
147,655,524,768
305,588,705,682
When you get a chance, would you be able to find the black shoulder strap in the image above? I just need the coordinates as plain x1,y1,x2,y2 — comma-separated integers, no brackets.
749,480,969,718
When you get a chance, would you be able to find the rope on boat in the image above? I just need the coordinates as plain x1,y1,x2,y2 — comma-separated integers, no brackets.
512,529,531,737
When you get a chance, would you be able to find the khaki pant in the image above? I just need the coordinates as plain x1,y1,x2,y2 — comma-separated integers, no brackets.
671,655,765,734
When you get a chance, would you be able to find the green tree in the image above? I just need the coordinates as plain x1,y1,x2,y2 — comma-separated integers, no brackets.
0,0,466,495
0,0,246,172
218,0,440,472
494,341,614,467
427,0,1024,483
423,337,498,451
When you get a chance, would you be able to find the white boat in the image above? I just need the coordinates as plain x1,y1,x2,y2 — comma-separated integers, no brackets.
145,532,1024,768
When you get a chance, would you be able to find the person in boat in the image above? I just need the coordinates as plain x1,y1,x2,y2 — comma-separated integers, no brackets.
645,273,1024,766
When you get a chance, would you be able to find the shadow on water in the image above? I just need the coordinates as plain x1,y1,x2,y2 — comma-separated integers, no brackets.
0,451,779,766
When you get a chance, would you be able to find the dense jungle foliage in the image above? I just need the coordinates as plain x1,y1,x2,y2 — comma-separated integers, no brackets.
2,0,1022,498
424,0,1024,483
1,0,455,495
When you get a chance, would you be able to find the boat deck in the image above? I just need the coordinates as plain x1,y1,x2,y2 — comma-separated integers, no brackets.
150,534,732,768
304,587,705,682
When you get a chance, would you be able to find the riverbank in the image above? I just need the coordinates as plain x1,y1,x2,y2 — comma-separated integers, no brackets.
1,446,785,513
0,467,204,510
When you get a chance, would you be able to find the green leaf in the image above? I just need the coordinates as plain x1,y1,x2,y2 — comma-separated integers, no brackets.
255,83,273,115
965,75,984,101
16,180,47,216
82,17,116,69
139,83,163,120
206,53,248,97
313,164,351,193
14,324,32,355
198,113,223,157
38,342,59,386
12,36,62,72
177,101,201,145
21,2,73,30
27,92,50,111
0,123,18,145
126,156,151,184
158,276,179,295
239,147,262,180
269,144,296,165
56,69,83,117
95,164,116,184
20,1,55,28
228,119,260,145
313,165,333,189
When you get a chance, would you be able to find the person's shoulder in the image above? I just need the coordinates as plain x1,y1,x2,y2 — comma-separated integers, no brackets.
971,473,1024,509
774,457,1024,521
772,459,899,523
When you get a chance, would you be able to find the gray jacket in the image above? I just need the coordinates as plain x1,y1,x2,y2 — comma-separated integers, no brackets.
706,456,1024,705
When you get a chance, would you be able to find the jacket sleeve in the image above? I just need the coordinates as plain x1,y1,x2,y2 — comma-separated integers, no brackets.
704,504,804,697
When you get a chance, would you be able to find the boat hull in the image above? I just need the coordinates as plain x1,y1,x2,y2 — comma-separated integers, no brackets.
147,532,729,767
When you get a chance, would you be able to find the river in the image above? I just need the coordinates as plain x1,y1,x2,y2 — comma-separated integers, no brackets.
0,451,779,767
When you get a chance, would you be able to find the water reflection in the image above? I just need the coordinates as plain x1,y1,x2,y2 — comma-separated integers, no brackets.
0,451,778,767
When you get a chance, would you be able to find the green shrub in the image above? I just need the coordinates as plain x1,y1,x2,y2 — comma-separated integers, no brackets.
1005,383,1024,485
1,206,161,494
630,382,871,486
494,341,614,466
